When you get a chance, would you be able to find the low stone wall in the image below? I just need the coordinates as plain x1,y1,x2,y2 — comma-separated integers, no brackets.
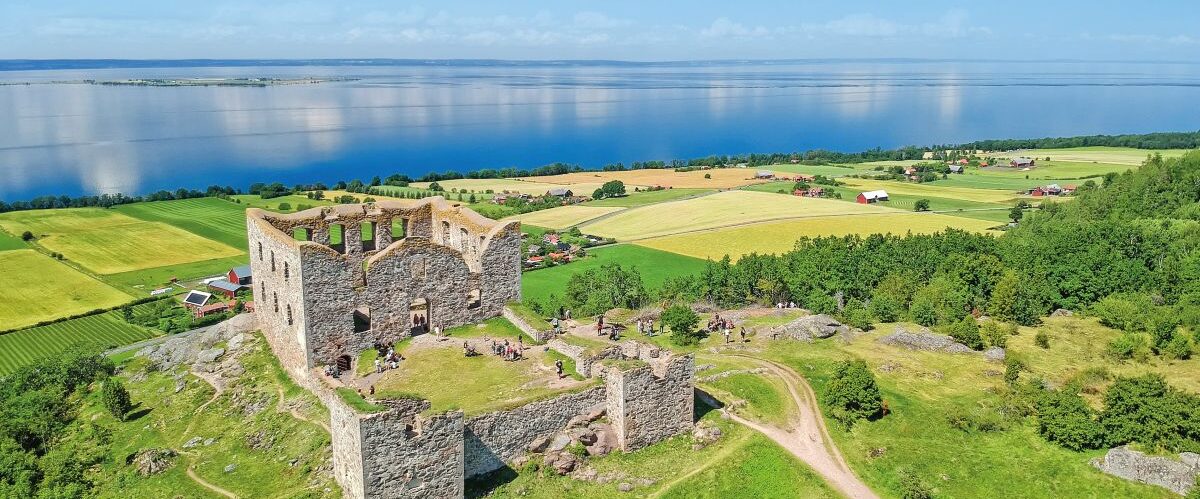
464,386,606,477
1093,446,1200,495
502,306,552,343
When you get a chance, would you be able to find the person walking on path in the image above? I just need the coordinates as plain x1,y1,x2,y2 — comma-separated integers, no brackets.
555,359,564,378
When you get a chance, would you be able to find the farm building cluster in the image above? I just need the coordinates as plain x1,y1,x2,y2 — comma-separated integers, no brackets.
523,229,612,269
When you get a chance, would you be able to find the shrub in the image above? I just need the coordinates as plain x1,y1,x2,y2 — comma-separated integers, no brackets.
1163,332,1193,360
981,321,1008,348
913,199,930,212
1107,333,1150,361
101,379,132,421
946,315,984,350
1036,388,1106,451
21,230,33,241
1003,357,1024,385
1034,331,1050,349
839,299,874,331
1100,374,1200,452
897,468,933,499
662,304,703,346
821,359,883,428
945,405,1006,433
277,202,292,211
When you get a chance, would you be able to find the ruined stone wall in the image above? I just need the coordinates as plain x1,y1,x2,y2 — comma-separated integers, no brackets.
463,386,605,477
605,354,695,452
359,409,465,499
328,394,366,498
247,214,311,377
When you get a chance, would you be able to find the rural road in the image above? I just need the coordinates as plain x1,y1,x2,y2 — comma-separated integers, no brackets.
724,355,878,499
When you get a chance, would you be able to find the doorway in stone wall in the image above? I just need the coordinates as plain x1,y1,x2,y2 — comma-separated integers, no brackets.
336,355,352,372
409,298,429,335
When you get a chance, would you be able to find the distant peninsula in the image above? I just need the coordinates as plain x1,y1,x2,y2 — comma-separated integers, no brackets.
0,77,356,87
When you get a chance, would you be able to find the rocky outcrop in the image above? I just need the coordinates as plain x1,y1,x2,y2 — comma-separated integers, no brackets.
132,448,177,476
983,347,1006,362
1092,446,1200,495
877,326,972,354
136,313,258,371
1050,308,1074,317
770,314,850,341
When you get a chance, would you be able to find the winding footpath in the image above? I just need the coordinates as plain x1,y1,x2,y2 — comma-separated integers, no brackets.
725,355,878,499
175,370,239,499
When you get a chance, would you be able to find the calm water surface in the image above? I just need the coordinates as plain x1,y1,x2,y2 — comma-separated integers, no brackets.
1,61,1199,200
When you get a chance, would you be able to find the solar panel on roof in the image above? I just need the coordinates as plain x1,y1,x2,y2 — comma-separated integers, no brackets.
183,291,211,306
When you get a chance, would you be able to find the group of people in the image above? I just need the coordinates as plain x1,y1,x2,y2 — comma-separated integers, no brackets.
594,315,622,340
487,337,525,361
323,364,343,378
635,317,661,337
709,313,750,344
775,302,798,309
373,344,404,373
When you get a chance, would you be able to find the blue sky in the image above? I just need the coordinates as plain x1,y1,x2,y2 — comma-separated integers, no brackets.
2,1,1198,61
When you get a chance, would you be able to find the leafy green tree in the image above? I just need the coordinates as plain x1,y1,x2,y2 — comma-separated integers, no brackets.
20,231,33,241
869,273,917,322
946,315,984,350
562,264,648,316
913,199,930,212
981,320,1008,348
910,276,969,327
277,202,291,211
1163,332,1193,360
988,270,1045,325
1003,357,1023,385
101,379,132,422
821,359,883,428
1009,206,1024,223
429,181,443,192
839,299,874,331
661,304,703,346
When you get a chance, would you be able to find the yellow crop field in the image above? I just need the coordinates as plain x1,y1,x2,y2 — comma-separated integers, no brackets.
637,213,1000,261
579,190,892,241
503,205,624,229
0,209,244,274
1009,147,1186,166
0,249,132,330
841,178,1019,203
523,167,779,190
411,178,607,196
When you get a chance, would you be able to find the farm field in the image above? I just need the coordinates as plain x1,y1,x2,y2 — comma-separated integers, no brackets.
760,163,862,177
1010,146,1186,166
637,212,999,261
583,188,715,208
580,190,892,241
524,167,773,190
0,249,132,331
0,230,25,251
504,205,624,229
520,244,707,307
0,208,243,274
839,178,1020,203
981,160,1131,179
741,182,1011,220
103,255,249,295
412,178,605,196
0,310,158,375
229,194,332,212
115,197,250,249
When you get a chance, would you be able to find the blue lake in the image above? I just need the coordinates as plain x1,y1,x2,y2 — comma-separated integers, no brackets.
1,60,1199,200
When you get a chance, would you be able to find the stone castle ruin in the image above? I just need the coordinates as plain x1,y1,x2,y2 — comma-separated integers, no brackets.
247,198,522,371
247,199,695,498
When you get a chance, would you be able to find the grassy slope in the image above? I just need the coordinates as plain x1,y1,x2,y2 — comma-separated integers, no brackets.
0,249,132,330
0,310,158,374
520,244,708,306
0,229,26,251
504,205,624,230
88,335,338,498
0,208,242,274
229,194,332,212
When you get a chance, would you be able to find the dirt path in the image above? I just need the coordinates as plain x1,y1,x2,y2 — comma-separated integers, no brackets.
174,370,240,499
725,355,877,499
275,384,331,434
648,432,753,498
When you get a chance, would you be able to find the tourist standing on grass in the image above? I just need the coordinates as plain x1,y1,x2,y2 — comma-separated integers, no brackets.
724,328,731,343
555,359,564,378
374,358,382,374
740,327,747,343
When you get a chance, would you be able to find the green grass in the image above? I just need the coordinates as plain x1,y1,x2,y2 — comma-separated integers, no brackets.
927,174,1087,191
583,188,714,208
702,372,791,427
659,434,836,499
761,163,862,177
337,387,387,413
229,194,332,212
506,302,553,331
520,244,708,307
85,335,338,498
115,197,250,249
0,310,159,375
103,255,248,296
0,249,133,331
0,230,26,251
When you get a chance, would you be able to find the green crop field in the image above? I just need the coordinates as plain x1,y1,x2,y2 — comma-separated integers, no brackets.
103,255,249,295
0,230,26,251
521,244,707,306
504,205,624,229
115,197,250,249
0,249,132,331
1012,146,1186,166
762,163,862,177
0,310,158,375
583,188,715,208
637,212,1000,261
0,208,243,274
229,194,332,212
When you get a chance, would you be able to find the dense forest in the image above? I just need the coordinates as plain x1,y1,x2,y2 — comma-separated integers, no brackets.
3,130,1196,213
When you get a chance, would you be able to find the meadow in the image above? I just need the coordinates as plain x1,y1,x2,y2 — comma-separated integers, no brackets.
1012,146,1186,166
0,309,157,374
520,244,707,306
579,190,892,241
521,167,772,190
229,193,332,212
0,249,132,331
412,178,605,196
503,205,624,229
0,208,243,274
839,178,1020,203
115,197,251,249
0,230,26,251
582,188,714,208
636,213,999,261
